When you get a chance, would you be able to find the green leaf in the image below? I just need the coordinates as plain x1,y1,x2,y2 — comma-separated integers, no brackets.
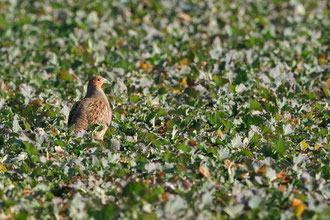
129,95,141,103
123,182,144,201
24,142,38,156
140,213,157,220
233,68,248,85
176,144,191,153
46,192,55,199
23,121,31,131
212,76,228,87
157,109,167,117
14,210,28,220
94,203,119,219
59,70,74,82
274,138,286,156
249,99,262,111
75,165,85,177
322,85,329,97
220,119,233,130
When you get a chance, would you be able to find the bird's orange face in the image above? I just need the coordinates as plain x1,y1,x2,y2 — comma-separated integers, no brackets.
89,76,105,89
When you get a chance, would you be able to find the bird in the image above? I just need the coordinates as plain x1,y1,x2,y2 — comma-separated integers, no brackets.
68,75,112,140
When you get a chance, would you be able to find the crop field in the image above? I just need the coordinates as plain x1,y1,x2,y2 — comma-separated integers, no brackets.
0,0,329,219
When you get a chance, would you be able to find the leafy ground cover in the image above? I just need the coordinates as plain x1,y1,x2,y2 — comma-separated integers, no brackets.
0,0,329,219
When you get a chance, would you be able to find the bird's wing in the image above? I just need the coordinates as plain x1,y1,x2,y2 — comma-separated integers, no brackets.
68,100,82,127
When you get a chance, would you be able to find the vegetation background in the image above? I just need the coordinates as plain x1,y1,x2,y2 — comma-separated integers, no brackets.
0,0,329,219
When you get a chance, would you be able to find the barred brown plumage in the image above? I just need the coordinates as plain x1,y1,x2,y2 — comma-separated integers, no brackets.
68,76,112,140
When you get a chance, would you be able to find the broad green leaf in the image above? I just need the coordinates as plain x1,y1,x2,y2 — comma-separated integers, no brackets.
249,99,262,111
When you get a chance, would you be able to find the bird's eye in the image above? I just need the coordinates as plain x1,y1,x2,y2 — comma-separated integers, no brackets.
97,78,100,81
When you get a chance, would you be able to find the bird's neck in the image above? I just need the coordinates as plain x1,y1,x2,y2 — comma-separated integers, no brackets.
85,87,108,102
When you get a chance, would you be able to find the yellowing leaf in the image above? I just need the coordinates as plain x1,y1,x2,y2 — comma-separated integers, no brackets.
171,88,182,94
291,198,306,217
136,61,152,71
179,77,187,87
120,157,130,163
145,179,151,186
318,54,327,65
199,165,211,179
29,99,42,107
215,130,223,136
300,140,309,150
59,70,74,82
314,144,320,150
141,63,149,70
134,18,141,23
0,163,7,172
179,58,190,67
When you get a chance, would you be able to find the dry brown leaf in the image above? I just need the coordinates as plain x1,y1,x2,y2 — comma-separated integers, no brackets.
158,128,167,134
326,78,330,88
224,159,235,175
115,39,124,46
178,163,187,171
59,202,68,211
199,165,211,179
0,81,8,92
188,140,198,146
279,185,286,192
162,192,168,203
277,171,292,184
22,188,33,196
257,166,266,176
0,213,13,220
177,12,193,22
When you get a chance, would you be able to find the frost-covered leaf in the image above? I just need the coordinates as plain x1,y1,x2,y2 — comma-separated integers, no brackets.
231,134,243,148
145,163,158,173
224,204,244,218
12,115,22,133
283,124,294,135
165,195,187,214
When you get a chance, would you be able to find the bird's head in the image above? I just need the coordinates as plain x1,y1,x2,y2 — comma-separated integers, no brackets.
88,76,108,90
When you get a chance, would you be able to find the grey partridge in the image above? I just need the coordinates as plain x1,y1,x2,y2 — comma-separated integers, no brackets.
68,76,112,140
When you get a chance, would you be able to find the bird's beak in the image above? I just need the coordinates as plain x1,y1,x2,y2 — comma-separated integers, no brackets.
103,78,109,84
